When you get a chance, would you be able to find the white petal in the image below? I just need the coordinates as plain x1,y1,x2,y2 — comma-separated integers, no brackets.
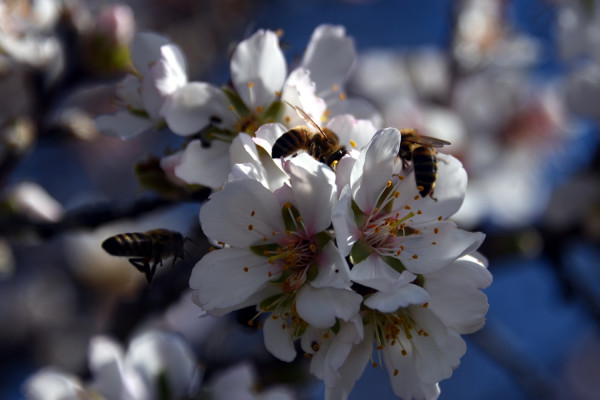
151,44,188,96
331,185,360,256
310,241,351,289
349,254,404,291
364,283,429,313
255,122,288,151
189,248,280,311
162,82,235,136
281,67,326,126
116,75,143,109
173,140,230,189
425,255,492,334
263,315,297,362
351,128,401,214
95,111,153,140
383,344,440,400
325,114,376,151
301,25,355,94
284,154,337,234
327,97,383,129
130,32,171,75
200,179,286,247
22,368,85,400
88,336,125,396
231,30,286,111
296,286,362,328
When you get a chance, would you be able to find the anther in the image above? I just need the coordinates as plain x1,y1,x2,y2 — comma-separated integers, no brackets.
350,139,357,148
248,224,254,230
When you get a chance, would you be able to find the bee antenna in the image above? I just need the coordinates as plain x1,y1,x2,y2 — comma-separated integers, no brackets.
283,100,326,138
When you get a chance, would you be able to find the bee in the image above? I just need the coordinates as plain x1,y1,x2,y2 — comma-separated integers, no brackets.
398,129,451,199
272,102,347,168
101,229,187,284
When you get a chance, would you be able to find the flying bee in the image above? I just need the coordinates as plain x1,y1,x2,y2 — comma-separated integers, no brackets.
398,128,451,199
272,102,347,168
101,229,187,284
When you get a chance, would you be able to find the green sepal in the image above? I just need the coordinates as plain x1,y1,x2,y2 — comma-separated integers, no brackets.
134,156,208,200
306,261,319,282
349,239,372,265
259,293,285,312
330,319,341,335
313,231,332,251
281,203,302,232
128,108,150,119
250,243,280,257
261,99,284,123
222,85,250,116
381,255,406,274
351,199,367,228
156,370,171,400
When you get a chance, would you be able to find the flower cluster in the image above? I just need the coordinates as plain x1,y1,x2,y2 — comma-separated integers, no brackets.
95,24,492,400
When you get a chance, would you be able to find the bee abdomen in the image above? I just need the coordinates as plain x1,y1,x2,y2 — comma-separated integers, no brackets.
102,233,152,257
272,129,308,158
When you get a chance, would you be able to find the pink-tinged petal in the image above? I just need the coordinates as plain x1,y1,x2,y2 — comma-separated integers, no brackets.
364,283,429,313
162,82,236,136
349,254,404,291
200,179,286,247
116,75,143,109
95,111,153,139
331,185,360,256
296,286,362,328
425,254,492,334
311,241,351,289
231,30,286,111
325,114,376,151
189,248,280,311
334,156,356,196
400,222,485,274
383,344,440,400
130,32,171,75
284,154,337,234
409,307,466,384
351,128,401,213
327,97,383,130
263,315,297,362
173,140,230,189
281,68,326,126
301,25,355,94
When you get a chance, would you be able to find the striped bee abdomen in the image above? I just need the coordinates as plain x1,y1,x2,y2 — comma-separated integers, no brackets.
272,129,309,159
101,233,154,258
412,147,438,197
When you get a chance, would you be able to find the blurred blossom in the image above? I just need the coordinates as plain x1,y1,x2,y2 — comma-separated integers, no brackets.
453,0,539,69
6,181,64,223
564,61,600,121
95,4,136,45
22,368,88,400
556,0,600,61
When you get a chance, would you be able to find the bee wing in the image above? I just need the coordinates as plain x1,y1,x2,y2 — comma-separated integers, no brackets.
284,100,326,137
402,133,451,148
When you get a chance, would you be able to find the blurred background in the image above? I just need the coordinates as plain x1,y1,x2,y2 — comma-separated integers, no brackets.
1,0,599,399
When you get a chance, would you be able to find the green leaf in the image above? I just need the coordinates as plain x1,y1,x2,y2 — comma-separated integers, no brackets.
349,239,372,265
222,85,250,116
380,255,406,274
281,203,302,232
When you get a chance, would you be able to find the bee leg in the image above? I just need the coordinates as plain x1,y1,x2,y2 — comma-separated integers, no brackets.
129,258,154,284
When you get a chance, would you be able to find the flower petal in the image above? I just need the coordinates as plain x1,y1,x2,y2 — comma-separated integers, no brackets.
200,179,286,247
95,111,153,140
173,140,230,189
263,314,297,362
189,248,280,311
351,128,401,214
231,30,286,111
162,82,236,136
364,283,429,313
281,67,326,126
296,285,362,328
332,185,360,256
349,254,404,291
130,32,171,75
301,25,355,94
310,241,351,289
325,114,376,151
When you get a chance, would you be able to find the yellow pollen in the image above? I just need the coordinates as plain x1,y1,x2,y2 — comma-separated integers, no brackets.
268,271,272,277
376,345,383,350
251,210,256,216
412,254,418,259
332,84,339,92
418,329,424,336
394,369,399,376
424,332,429,337
414,195,420,200
272,315,279,320
276,29,284,37
296,216,302,222
417,210,422,214
372,362,378,368
272,231,276,236
417,185,424,191
438,216,443,221
256,106,263,113
281,323,286,330
394,191,400,198
257,321,263,329
399,175,405,180
404,205,411,210
350,139,357,148
263,237,267,241
414,229,420,234
310,244,317,252
339,93,347,101
247,82,254,88
285,116,290,123
248,320,254,326
387,180,392,188
401,349,407,356
248,224,254,230
209,246,215,252
434,228,439,234
374,207,379,213
431,241,437,245
323,332,330,339
229,105,235,111
423,302,429,308
243,267,249,272
284,202,292,208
